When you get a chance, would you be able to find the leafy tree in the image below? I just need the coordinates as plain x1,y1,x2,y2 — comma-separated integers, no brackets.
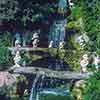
0,31,12,67
80,0,100,51
0,47,11,67
0,0,18,20
83,72,100,100
0,32,12,47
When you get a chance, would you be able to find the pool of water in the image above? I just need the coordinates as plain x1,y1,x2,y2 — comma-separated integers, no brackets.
39,88,70,96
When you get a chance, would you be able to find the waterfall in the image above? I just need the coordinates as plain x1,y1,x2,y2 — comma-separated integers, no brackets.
29,0,70,99
58,0,67,12
36,93,39,100
29,74,40,100
29,74,46,100
50,20,66,47
49,19,66,69
49,0,69,47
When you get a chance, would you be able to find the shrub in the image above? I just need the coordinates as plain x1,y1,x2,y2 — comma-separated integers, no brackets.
83,72,100,100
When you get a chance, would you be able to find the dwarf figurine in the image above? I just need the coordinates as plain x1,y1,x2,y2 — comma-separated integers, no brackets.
94,55,100,71
80,54,89,73
13,51,21,68
48,40,54,48
15,39,21,47
59,41,65,49
77,35,85,48
76,34,89,49
32,32,39,48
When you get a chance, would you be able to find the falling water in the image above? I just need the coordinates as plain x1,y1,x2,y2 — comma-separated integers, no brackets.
50,20,66,47
15,32,22,43
29,0,69,99
36,92,39,100
49,0,68,72
40,74,45,89
29,74,40,100
49,0,68,47
58,0,67,13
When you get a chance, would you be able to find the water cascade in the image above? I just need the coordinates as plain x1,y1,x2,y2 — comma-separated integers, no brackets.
50,20,66,47
29,74,41,100
49,0,69,47
29,0,70,99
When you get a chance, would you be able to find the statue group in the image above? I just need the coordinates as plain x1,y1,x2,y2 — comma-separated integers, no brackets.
14,31,40,48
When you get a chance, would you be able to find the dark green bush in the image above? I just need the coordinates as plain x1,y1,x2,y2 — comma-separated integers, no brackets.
0,47,11,70
83,72,100,100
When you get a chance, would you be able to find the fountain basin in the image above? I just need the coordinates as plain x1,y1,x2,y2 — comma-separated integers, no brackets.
39,88,70,96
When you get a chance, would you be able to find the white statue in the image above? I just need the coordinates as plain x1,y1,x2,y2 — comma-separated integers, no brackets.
83,34,89,43
68,0,74,8
48,40,54,48
32,39,39,48
59,41,65,49
15,39,21,47
13,51,21,67
77,35,85,48
76,34,89,49
32,32,39,48
80,54,89,73
32,32,39,40
94,56,100,71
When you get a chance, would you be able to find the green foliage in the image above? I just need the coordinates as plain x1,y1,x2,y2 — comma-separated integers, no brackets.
63,50,82,71
0,84,9,95
68,36,81,50
67,21,75,29
0,31,12,47
49,47,81,71
0,0,18,20
0,32,12,67
21,51,30,64
80,0,100,51
71,0,100,51
83,72,100,100
71,5,82,21
40,94,74,100
96,33,100,49
0,47,11,66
